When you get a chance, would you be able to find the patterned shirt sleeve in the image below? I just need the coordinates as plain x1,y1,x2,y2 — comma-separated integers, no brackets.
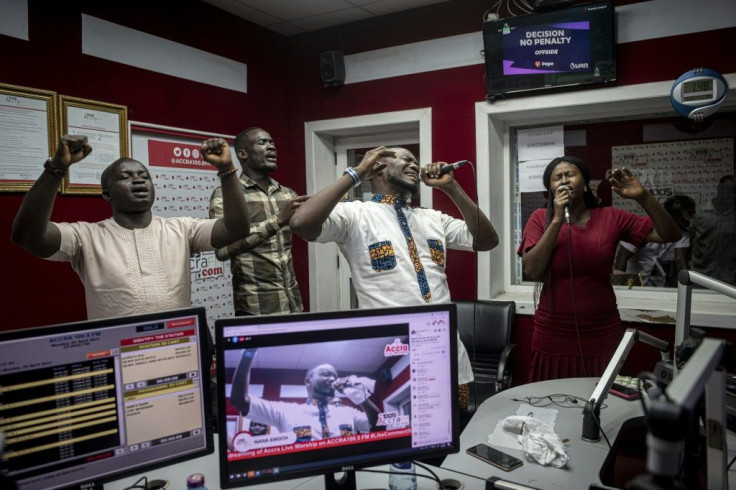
208,184,285,260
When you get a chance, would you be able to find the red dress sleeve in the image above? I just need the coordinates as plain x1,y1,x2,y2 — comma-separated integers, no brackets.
610,207,653,247
517,208,547,257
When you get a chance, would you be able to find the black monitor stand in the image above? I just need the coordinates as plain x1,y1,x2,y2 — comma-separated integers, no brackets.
324,469,389,490
325,470,357,490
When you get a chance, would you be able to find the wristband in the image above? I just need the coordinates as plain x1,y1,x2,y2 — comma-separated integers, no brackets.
217,166,238,178
43,158,68,179
343,167,361,188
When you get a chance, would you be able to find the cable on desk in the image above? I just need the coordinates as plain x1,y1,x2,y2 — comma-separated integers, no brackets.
413,460,441,484
511,394,605,410
428,465,487,484
588,406,612,449
511,394,612,448
358,464,442,487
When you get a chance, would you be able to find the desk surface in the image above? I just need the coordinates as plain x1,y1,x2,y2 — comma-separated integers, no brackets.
106,377,735,489
442,377,736,489
105,436,486,490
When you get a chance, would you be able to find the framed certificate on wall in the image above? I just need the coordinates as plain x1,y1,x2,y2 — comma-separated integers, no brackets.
60,95,128,194
0,83,58,192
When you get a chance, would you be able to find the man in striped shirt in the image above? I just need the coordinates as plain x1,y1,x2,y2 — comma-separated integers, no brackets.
209,127,307,315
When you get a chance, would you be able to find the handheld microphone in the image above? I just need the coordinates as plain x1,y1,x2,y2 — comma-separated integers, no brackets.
559,185,572,223
439,160,470,175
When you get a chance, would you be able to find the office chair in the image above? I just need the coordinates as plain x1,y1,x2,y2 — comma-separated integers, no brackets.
454,300,516,425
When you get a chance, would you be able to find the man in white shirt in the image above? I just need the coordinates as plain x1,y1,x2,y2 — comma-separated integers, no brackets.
229,348,379,441
289,146,499,411
12,134,250,319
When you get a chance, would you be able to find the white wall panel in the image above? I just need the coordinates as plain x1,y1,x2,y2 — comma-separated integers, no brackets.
344,0,736,85
0,0,29,41
82,15,247,93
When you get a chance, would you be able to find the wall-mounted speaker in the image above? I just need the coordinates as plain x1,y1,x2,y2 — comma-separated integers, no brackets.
320,50,345,87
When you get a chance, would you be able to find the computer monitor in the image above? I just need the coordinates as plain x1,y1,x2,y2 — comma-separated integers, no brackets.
215,304,459,489
0,307,214,490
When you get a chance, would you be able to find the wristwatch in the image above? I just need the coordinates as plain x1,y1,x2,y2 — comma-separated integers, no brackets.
43,158,68,179
268,215,282,232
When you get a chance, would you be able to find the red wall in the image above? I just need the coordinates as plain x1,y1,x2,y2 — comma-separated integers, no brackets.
1,1,291,329
2,0,735,382
279,3,736,310
276,3,736,383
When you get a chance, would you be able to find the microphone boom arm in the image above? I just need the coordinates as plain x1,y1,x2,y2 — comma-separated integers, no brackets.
582,328,671,442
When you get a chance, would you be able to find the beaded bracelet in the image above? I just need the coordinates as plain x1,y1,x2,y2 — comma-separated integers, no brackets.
43,158,68,179
217,166,238,178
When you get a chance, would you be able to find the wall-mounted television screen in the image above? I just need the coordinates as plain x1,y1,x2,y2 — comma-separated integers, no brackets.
483,0,616,100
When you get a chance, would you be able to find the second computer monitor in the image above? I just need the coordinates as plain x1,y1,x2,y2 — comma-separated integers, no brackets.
215,304,459,489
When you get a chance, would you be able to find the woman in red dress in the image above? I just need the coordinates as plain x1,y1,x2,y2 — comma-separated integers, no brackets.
518,156,681,382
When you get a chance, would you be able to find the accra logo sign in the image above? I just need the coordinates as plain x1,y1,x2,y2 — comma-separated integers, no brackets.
384,338,409,356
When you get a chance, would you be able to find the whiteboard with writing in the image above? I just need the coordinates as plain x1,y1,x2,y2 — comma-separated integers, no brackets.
611,138,733,214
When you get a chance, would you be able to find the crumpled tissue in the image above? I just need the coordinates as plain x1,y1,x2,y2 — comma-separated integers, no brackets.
502,415,569,468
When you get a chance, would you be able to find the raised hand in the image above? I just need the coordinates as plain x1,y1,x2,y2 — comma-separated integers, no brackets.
201,138,234,171
332,375,372,404
610,167,647,202
554,184,573,222
53,135,92,169
354,146,395,181
421,162,453,188
277,195,309,227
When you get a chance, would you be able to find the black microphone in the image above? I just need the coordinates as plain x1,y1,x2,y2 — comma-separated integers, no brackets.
439,160,470,175
559,185,571,223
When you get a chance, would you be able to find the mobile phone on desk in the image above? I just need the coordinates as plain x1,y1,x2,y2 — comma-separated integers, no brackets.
609,382,640,400
466,443,523,471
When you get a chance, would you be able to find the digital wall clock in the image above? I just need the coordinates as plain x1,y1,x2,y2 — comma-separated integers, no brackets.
670,68,728,120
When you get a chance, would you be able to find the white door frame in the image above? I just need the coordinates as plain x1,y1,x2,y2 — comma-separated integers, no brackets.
304,108,433,312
